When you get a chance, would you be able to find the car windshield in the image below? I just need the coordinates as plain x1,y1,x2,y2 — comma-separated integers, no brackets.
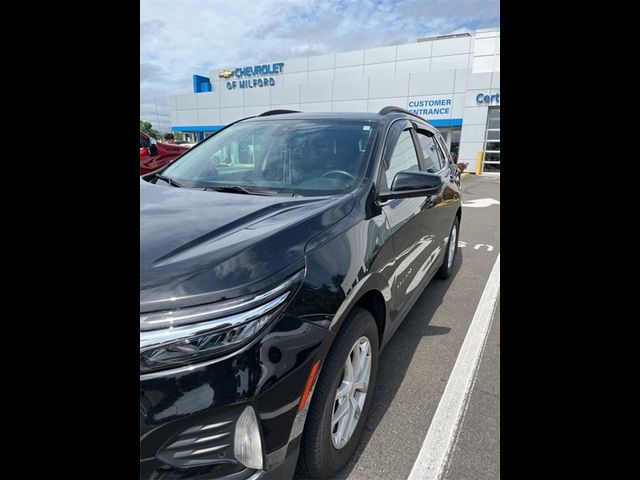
161,119,379,195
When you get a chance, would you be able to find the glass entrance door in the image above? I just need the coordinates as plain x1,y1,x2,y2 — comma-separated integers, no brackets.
483,107,500,173
436,127,461,163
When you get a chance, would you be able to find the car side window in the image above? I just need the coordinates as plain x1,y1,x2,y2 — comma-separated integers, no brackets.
415,131,444,173
385,129,420,188
140,135,150,149
434,135,452,165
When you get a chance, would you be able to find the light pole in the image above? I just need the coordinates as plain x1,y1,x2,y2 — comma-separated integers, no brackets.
154,96,161,134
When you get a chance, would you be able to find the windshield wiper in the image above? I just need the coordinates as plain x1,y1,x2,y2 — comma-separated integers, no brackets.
153,173,183,188
204,185,277,196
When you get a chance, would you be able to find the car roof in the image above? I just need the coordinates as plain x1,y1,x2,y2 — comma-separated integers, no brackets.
240,108,436,131
243,112,382,122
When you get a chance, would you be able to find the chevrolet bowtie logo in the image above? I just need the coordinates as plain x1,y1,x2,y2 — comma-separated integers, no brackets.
218,69,234,79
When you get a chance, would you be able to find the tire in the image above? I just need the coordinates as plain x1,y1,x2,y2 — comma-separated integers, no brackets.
300,307,379,478
437,216,460,279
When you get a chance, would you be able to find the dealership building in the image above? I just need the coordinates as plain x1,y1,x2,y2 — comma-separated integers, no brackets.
169,27,500,173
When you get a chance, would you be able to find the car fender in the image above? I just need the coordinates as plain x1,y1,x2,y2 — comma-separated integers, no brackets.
298,181,394,351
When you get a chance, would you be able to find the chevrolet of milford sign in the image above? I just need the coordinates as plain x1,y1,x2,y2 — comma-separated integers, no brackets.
221,62,285,89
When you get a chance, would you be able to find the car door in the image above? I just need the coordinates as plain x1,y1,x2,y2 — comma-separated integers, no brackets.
433,132,462,241
413,127,453,259
378,120,441,322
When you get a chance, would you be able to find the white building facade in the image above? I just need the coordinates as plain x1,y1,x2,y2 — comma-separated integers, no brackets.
169,27,500,173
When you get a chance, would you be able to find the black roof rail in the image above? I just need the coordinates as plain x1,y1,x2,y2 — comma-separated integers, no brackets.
378,106,426,123
258,109,301,117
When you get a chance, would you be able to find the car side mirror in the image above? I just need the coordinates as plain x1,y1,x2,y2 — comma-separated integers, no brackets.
379,170,443,201
149,137,158,156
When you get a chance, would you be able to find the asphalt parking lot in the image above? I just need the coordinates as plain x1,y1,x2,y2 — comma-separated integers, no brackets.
296,174,500,480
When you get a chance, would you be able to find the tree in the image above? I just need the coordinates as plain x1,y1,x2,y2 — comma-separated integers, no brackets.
140,120,161,139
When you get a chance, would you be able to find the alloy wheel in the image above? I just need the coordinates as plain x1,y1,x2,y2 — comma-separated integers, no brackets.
330,336,372,449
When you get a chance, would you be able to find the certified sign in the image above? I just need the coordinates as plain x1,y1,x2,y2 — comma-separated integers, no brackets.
476,92,500,104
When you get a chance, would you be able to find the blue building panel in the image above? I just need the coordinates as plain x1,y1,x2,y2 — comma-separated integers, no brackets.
171,125,224,132
192,75,212,93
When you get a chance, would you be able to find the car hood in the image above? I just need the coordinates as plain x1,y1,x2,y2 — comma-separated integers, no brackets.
140,180,355,310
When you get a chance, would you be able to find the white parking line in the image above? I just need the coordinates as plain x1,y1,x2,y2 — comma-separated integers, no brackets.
407,254,500,480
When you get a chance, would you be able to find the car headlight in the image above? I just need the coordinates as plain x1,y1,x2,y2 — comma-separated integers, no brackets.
140,270,304,374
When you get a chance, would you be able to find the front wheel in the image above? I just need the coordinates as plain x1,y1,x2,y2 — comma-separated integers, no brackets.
437,216,459,279
299,307,379,478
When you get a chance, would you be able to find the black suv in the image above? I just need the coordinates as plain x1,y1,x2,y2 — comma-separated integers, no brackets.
140,108,462,479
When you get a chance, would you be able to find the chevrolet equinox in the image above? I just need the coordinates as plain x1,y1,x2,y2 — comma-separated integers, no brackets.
140,107,462,479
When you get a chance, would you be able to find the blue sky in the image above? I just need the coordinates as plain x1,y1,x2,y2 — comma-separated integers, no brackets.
140,0,499,132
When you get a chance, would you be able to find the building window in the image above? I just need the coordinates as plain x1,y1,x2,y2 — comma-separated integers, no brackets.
483,107,500,172
450,128,461,163
436,127,461,163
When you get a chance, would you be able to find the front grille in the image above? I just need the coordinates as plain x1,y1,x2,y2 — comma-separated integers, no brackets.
157,419,237,468
140,461,255,480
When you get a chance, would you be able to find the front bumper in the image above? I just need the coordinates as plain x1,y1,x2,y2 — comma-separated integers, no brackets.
140,313,328,479
140,440,300,480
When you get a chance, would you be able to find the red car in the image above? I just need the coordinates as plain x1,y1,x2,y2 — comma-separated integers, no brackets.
139,131,189,175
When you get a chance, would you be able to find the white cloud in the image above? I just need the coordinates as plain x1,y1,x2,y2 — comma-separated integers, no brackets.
140,0,499,132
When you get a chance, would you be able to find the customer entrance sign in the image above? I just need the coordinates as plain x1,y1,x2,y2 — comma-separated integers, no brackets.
408,97,453,119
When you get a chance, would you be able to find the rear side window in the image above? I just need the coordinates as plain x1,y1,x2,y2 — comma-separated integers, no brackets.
435,135,452,164
416,131,444,173
385,129,420,187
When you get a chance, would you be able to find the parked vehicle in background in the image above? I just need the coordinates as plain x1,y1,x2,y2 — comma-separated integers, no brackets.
175,141,197,148
139,108,462,479
140,131,189,175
